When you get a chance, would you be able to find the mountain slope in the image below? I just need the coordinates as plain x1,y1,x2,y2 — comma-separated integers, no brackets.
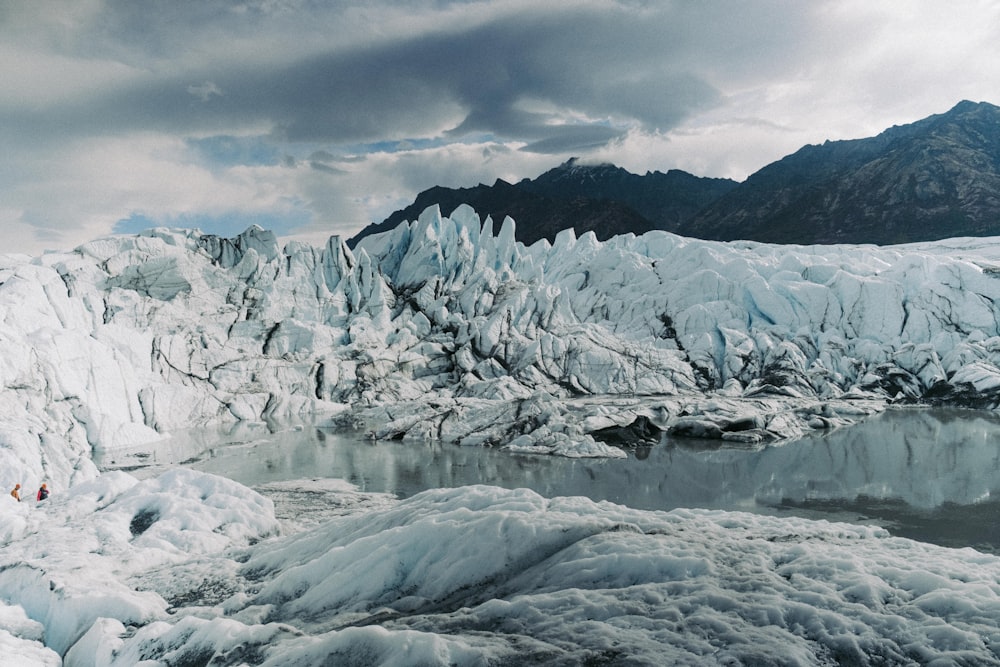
349,159,737,247
353,178,657,248
519,159,739,233
357,101,1000,247
683,100,1000,244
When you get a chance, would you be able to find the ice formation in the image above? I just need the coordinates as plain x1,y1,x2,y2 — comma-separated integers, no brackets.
4,479,1000,665
5,205,1000,488
5,208,1000,662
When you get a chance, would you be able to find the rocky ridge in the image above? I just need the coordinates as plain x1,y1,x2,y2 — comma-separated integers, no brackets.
358,101,1000,247
687,100,1000,244
351,159,737,247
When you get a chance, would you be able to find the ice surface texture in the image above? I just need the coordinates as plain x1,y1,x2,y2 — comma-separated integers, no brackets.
6,205,1000,489
4,478,1000,665
5,210,1000,662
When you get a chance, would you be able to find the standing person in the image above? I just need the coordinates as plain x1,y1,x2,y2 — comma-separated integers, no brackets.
36,483,49,502
10,484,21,502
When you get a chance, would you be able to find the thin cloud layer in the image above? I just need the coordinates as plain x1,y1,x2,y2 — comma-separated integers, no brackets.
2,0,999,255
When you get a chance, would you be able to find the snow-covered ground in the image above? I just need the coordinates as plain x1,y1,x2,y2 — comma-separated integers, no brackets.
4,474,1000,665
5,208,1000,662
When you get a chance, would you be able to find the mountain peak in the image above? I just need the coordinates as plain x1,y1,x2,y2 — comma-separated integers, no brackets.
558,156,613,167
351,100,1000,249
349,160,737,247
947,99,997,114
684,100,1000,245
549,157,623,176
928,100,1000,127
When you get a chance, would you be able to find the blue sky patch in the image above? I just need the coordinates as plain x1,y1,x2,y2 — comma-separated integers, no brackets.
186,135,282,168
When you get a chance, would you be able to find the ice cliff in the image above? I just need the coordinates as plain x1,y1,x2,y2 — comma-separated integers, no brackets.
5,205,1000,487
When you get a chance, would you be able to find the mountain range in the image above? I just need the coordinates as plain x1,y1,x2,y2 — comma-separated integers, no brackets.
350,100,1000,247
350,160,737,247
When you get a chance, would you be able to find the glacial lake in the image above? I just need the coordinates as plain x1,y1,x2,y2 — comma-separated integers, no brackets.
97,406,1000,553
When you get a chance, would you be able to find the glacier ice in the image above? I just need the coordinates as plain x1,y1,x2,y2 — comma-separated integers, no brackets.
6,209,1000,663
5,477,1000,665
6,206,1000,490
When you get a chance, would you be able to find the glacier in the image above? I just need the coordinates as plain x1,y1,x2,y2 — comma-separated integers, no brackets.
5,206,1000,663
6,474,1000,665
8,203,1000,486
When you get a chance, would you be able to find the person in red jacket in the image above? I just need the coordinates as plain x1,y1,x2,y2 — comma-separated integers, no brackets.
36,483,49,502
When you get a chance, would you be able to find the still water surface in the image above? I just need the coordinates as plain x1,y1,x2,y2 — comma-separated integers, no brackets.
98,407,1000,553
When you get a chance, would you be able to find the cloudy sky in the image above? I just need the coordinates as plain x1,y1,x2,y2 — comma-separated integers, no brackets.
2,0,999,256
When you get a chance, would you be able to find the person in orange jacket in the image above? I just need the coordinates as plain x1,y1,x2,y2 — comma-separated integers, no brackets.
10,484,21,502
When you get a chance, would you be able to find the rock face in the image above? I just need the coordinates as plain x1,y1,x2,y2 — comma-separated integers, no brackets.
360,101,1000,247
7,210,1000,486
350,159,738,247
682,100,1000,244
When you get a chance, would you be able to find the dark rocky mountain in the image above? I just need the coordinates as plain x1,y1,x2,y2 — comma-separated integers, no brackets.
679,100,1000,245
519,160,739,234
348,159,738,247
350,100,1000,248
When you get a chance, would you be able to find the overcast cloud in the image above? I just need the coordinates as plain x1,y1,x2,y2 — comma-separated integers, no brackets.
2,0,999,255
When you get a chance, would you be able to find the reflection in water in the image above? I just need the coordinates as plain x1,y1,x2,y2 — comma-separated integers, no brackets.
97,407,1000,552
